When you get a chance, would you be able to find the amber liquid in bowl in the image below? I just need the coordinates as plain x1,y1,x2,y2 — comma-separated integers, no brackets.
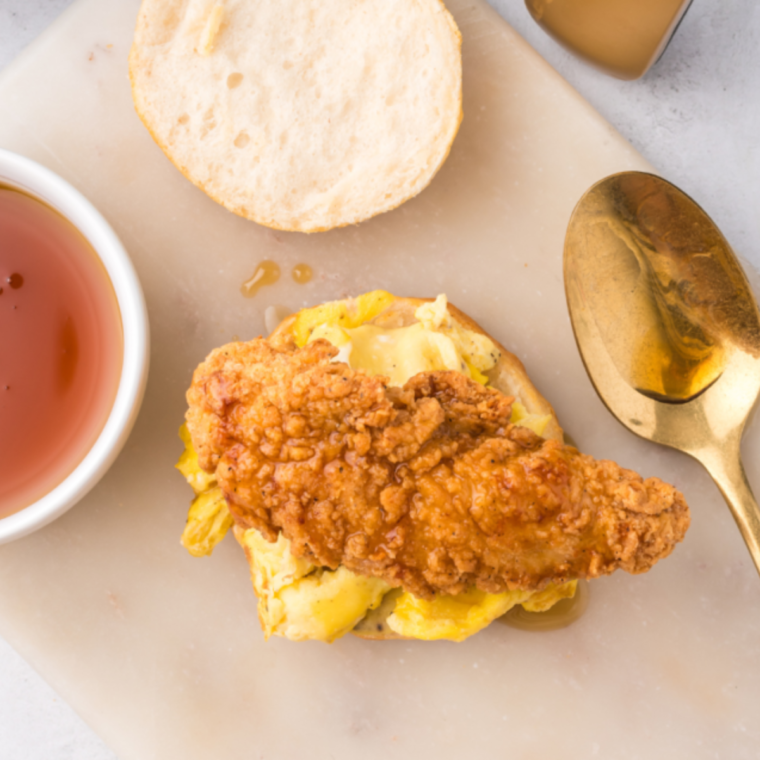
0,187,123,518
525,0,692,80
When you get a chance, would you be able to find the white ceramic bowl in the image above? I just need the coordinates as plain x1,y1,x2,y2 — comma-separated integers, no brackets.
0,149,149,544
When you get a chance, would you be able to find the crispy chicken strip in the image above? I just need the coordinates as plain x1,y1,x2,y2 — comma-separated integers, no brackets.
186,338,690,598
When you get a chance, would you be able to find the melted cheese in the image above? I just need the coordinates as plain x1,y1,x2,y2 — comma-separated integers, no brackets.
306,294,500,387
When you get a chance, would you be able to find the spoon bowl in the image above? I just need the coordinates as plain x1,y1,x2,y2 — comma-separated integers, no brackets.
564,171,760,576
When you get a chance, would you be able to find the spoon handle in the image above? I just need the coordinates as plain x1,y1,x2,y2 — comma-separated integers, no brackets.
695,439,760,578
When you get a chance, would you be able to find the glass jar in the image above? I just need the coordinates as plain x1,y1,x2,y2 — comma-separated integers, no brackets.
525,0,693,80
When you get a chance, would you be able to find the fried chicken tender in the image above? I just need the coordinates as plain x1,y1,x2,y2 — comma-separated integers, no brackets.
186,338,690,598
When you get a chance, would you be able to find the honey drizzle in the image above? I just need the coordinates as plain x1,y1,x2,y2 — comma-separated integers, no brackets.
241,260,280,298
498,580,589,632
292,263,313,284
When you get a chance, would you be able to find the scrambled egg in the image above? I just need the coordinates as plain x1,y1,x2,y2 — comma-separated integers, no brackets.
176,424,232,557
237,527,390,642
177,291,576,642
301,293,498,387
388,588,533,642
292,289,395,348
510,400,552,439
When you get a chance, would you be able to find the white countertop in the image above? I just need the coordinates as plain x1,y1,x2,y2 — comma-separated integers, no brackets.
1,1,758,757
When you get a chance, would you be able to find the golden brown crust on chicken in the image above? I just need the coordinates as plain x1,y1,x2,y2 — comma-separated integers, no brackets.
186,339,690,599
269,296,565,443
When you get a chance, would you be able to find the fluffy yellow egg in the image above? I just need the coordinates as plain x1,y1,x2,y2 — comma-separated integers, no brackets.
236,527,390,642
303,293,501,387
388,588,532,642
292,290,395,348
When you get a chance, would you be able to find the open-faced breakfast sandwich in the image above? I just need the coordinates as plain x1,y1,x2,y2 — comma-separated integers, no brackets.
129,0,462,232
177,292,690,642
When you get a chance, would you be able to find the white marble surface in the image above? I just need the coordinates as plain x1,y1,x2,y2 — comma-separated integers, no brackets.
0,1,758,758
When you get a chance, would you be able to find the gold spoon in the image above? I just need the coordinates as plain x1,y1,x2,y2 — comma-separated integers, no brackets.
564,171,760,576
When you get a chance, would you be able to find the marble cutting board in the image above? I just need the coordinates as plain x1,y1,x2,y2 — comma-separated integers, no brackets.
1,0,759,757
